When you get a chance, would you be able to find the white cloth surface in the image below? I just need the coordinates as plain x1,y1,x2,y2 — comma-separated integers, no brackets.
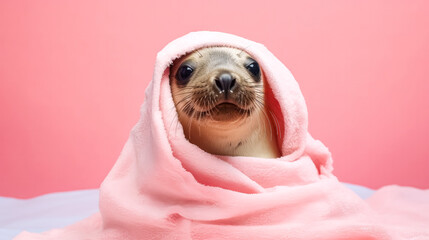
0,184,373,240
0,190,99,240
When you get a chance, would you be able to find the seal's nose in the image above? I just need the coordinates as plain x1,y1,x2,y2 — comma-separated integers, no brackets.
215,73,236,93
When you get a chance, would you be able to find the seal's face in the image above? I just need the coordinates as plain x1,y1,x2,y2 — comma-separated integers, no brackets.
170,47,264,123
169,47,281,158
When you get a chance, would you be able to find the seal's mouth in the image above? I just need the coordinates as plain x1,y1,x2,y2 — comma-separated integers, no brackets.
215,102,241,111
206,101,253,121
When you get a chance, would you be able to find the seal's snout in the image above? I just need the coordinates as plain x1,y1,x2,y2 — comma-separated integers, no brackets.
215,72,236,94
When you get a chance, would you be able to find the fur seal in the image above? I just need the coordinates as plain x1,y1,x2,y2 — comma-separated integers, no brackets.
170,47,281,158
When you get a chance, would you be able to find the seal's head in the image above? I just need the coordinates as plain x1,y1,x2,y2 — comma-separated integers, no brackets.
170,47,281,158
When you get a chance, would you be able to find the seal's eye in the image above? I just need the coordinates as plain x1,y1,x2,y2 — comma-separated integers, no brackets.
177,65,194,84
246,61,260,77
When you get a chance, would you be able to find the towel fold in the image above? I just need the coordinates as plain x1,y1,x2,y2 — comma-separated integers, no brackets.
15,31,429,240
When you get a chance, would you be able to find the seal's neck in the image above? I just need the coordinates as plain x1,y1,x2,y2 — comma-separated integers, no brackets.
184,108,282,159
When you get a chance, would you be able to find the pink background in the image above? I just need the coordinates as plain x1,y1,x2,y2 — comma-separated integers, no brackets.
1,1,428,198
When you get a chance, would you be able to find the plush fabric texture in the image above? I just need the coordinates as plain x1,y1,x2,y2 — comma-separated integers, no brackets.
15,31,429,240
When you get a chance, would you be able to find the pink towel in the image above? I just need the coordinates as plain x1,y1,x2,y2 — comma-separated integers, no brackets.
15,31,429,240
